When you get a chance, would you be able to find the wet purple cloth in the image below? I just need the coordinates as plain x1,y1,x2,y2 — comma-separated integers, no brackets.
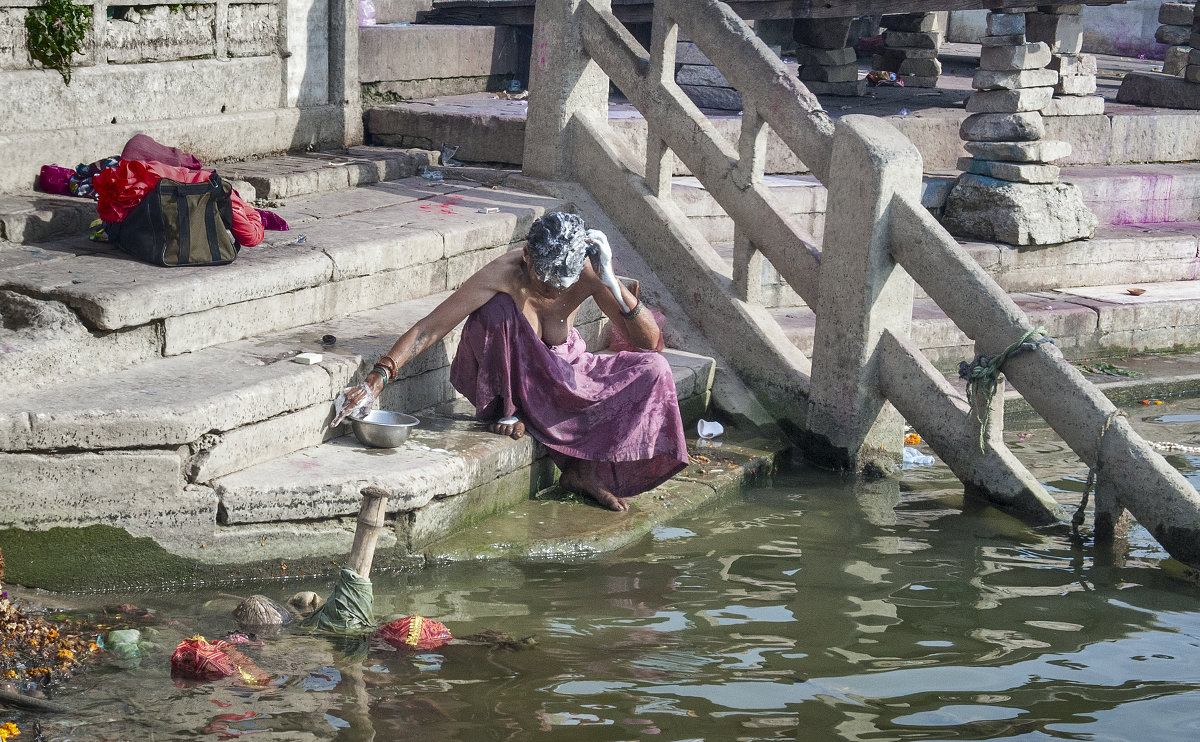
450,293,688,499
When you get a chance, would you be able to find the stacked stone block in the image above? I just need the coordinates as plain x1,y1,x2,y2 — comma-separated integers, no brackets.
793,17,866,96
1025,5,1104,116
872,13,942,88
942,9,1097,245
1188,3,1200,83
1157,2,1195,76
958,11,1062,183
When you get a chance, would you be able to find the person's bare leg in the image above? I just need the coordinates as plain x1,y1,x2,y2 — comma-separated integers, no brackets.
560,458,627,512
488,419,525,439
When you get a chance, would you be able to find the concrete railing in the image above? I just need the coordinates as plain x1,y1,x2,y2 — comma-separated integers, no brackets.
524,0,1200,569
0,0,360,192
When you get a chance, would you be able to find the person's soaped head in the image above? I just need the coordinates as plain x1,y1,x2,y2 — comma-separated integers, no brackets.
525,212,591,292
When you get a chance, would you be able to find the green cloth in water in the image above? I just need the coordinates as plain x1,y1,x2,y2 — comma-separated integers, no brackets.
302,568,375,633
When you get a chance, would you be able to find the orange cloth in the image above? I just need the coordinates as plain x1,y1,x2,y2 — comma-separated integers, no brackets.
94,159,264,247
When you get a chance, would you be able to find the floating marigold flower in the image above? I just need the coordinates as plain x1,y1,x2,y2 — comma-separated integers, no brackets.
0,721,21,741
904,433,921,446
57,648,74,660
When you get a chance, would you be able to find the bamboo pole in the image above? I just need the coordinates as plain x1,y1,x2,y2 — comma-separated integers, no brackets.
346,487,389,579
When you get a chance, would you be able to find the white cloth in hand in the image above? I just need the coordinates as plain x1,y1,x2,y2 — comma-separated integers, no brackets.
585,229,630,313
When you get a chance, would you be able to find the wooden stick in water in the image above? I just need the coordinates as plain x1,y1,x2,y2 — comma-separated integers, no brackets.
346,486,389,579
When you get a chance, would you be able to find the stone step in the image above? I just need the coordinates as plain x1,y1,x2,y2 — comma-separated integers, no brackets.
0,267,713,516
710,222,1200,309
771,278,1200,372
0,174,563,399
364,92,1200,174
0,146,436,245
360,24,525,101
212,348,715,528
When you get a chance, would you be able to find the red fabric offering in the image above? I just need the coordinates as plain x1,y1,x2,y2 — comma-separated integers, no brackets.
374,615,453,650
94,159,265,247
171,635,269,684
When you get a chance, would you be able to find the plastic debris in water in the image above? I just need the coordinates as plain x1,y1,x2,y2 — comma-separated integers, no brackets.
903,446,935,468
508,79,523,93
294,234,307,244
420,168,444,181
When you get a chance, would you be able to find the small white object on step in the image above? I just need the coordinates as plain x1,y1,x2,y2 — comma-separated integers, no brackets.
292,352,324,365
697,419,724,439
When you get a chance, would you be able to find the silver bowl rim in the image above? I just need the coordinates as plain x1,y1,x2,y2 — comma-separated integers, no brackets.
349,410,420,427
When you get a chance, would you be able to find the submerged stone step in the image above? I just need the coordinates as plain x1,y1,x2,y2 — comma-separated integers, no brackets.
421,427,783,563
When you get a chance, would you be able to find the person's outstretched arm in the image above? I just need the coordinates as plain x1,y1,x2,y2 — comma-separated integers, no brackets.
332,253,514,424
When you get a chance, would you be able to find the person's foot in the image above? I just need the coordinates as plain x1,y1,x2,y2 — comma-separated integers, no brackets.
488,419,525,439
561,461,627,512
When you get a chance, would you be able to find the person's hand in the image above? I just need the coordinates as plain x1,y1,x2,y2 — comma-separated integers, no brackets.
332,374,382,426
585,229,631,313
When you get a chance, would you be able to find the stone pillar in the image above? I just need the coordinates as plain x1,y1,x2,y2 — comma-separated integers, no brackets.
805,116,922,475
941,9,1097,246
794,17,867,96
1188,3,1200,83
1027,5,1104,116
872,12,943,88
1157,2,1196,76
522,0,611,180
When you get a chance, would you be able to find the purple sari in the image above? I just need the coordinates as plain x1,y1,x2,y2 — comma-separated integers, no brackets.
449,293,688,499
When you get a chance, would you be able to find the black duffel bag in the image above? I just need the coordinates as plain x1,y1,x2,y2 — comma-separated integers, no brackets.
106,173,241,267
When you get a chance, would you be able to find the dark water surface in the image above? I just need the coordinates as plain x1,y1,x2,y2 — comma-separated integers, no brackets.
11,397,1200,741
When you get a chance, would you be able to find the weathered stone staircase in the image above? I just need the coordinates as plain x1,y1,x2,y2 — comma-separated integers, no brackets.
0,149,765,590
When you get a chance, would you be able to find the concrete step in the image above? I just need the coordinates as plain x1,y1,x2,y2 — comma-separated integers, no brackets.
0,146,437,245
364,92,1200,174
708,222,1200,309
359,24,525,101
211,348,715,527
0,174,563,398
772,279,1200,372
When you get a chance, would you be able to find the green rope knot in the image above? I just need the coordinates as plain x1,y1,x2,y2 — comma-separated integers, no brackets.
958,327,1056,451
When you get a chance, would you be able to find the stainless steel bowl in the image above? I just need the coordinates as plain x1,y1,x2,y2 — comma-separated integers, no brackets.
350,410,419,448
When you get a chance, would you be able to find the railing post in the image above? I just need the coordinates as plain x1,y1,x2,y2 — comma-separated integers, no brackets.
524,0,612,180
805,116,923,474
645,1,677,201
732,103,767,304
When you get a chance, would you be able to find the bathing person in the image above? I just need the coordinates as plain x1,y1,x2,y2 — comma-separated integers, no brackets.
333,212,688,511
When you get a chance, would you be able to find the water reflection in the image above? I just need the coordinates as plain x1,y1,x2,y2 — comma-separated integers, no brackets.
12,397,1200,741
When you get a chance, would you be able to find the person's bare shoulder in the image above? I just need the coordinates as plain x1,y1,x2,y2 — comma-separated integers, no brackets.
474,248,525,293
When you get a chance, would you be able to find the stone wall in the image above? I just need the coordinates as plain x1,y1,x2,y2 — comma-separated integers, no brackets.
0,0,359,193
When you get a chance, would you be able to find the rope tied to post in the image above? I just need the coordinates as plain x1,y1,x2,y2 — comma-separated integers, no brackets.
958,327,1056,451
1073,408,1126,531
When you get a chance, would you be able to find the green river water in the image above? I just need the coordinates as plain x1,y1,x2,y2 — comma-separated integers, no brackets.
6,395,1200,741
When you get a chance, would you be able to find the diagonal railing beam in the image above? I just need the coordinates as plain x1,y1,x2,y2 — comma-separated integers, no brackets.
877,330,1065,523
889,193,1200,567
664,0,836,182
579,0,822,307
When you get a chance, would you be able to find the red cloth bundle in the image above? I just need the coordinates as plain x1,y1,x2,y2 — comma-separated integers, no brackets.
171,635,269,685
374,615,453,650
